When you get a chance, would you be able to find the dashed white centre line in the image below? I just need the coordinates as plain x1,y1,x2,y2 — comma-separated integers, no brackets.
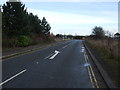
62,45,68,49
0,69,27,86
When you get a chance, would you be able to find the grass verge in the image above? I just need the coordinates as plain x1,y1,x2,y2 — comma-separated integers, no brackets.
85,39,119,87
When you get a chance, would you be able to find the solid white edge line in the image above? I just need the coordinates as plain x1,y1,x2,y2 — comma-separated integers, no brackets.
0,69,27,86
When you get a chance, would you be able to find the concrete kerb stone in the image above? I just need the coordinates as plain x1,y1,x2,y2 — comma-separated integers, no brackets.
1,43,54,60
1,46,43,60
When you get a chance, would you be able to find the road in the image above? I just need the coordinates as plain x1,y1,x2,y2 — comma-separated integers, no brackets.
2,40,99,88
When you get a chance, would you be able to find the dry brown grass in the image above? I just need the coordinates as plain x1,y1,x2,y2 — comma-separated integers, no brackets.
87,38,119,61
86,38,119,85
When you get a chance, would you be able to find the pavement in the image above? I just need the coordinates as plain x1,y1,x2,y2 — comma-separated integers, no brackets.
1,40,100,88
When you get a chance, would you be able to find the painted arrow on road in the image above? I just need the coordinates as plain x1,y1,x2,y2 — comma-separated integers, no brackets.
49,50,60,59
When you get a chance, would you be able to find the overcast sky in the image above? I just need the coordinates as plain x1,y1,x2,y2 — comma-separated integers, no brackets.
1,0,119,35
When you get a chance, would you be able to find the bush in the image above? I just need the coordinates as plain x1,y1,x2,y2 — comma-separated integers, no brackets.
17,35,32,47
44,36,55,43
31,34,44,44
3,33,19,48
46,36,55,42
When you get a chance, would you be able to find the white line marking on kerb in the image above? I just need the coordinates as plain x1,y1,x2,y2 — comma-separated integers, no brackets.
0,69,27,86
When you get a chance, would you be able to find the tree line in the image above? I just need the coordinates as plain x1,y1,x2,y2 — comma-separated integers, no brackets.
2,1,52,47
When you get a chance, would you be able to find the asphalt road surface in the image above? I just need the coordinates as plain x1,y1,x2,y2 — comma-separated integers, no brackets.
2,40,99,88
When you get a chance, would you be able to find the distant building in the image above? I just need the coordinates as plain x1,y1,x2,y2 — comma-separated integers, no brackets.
114,33,120,39
74,36,86,40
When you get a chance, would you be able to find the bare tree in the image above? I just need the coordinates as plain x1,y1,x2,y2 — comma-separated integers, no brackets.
92,26,105,39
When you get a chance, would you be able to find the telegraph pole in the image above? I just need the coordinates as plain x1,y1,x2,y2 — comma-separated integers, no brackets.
0,5,1,12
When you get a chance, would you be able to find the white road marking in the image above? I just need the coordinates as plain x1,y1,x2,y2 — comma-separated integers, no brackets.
84,52,95,88
36,62,39,64
44,53,54,59
82,46,85,49
86,53,99,88
49,50,60,60
84,63,90,67
84,51,99,88
62,42,72,49
0,69,27,86
81,46,85,52
81,49,85,52
62,45,68,49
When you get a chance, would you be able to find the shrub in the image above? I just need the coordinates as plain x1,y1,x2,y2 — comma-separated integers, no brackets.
46,36,55,42
31,34,44,44
3,34,19,48
42,36,55,43
17,35,32,47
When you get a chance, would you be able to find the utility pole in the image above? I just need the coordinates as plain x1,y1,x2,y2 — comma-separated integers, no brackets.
63,33,65,40
0,5,1,12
